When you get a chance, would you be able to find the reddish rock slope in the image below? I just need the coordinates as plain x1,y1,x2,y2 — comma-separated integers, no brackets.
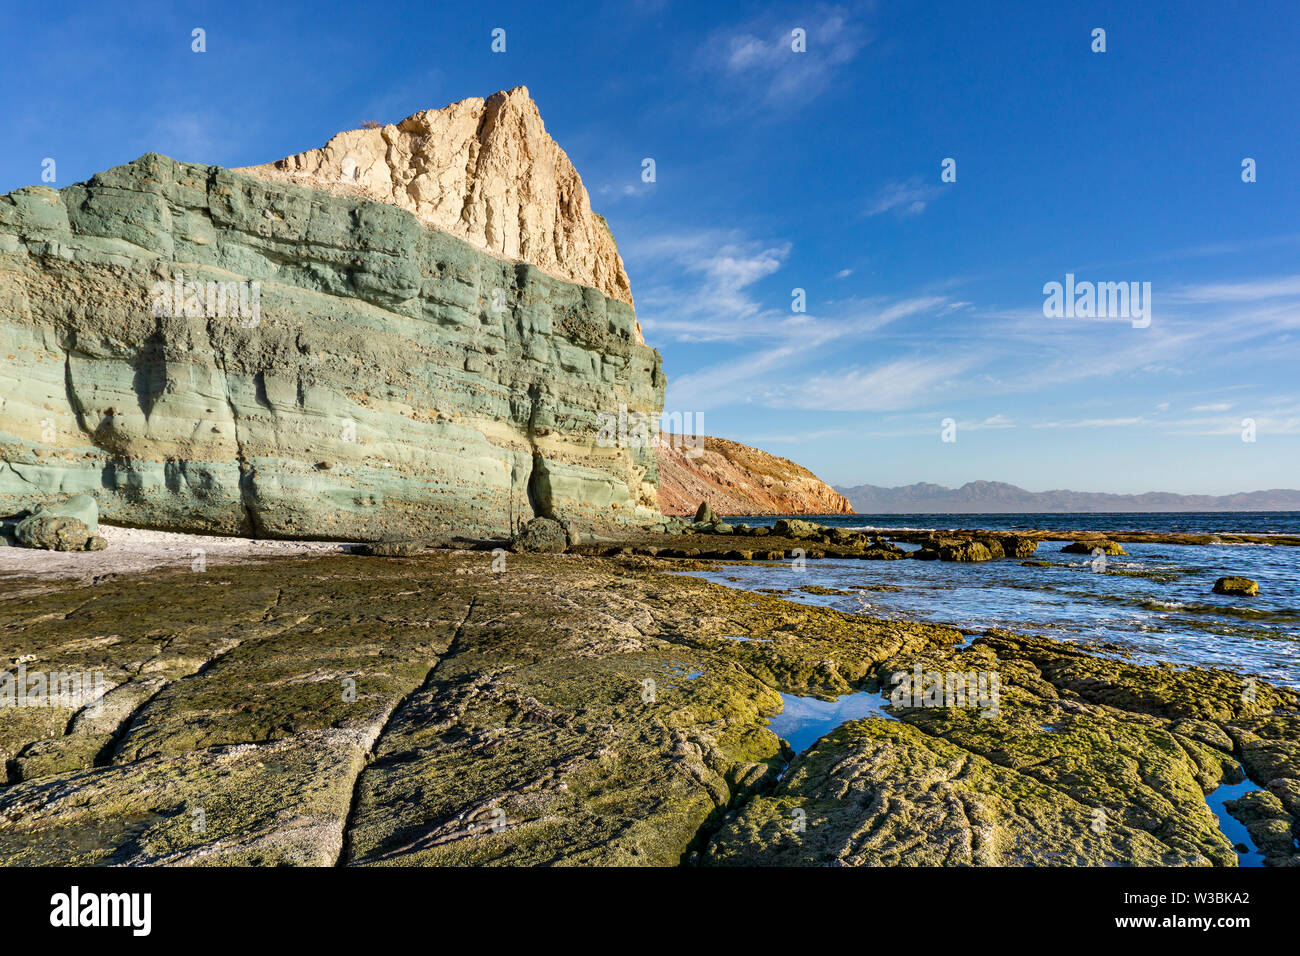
657,436,853,517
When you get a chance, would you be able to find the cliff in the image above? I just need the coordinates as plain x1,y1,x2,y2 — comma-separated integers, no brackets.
657,435,853,517
0,93,664,540
238,87,636,327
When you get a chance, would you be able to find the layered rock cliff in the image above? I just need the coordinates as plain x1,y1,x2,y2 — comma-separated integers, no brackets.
656,435,853,517
0,97,664,540
239,87,636,327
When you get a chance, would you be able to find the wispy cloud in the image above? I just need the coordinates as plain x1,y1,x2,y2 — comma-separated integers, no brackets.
627,228,792,341
961,414,1015,430
771,354,983,412
1167,274,1300,304
865,177,943,217
699,4,869,108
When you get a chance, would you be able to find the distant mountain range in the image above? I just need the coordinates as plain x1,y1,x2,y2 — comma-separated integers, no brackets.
834,480,1300,514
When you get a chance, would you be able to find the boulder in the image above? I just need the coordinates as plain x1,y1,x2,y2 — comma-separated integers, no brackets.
558,516,584,547
510,517,567,553
939,540,994,563
713,522,735,535
694,502,719,524
1000,535,1039,558
1061,540,1126,555
44,494,100,533
1213,576,1259,597
771,518,822,539
861,549,904,560
12,508,105,552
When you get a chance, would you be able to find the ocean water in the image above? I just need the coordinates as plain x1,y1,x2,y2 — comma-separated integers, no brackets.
731,511,1300,536
685,513,1300,689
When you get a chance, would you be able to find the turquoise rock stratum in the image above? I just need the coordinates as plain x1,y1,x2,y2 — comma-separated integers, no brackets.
0,153,665,539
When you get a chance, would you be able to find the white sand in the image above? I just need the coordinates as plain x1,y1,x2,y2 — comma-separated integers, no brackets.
0,524,354,585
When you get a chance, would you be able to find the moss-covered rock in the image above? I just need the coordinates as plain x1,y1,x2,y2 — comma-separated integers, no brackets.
1,549,1293,868
1213,576,1260,597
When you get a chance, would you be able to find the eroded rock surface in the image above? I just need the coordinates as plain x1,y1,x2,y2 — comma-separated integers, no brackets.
0,150,663,539
658,435,853,517
238,87,635,317
1,551,1294,867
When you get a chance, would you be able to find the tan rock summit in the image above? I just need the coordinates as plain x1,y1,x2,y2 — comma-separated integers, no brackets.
238,86,635,319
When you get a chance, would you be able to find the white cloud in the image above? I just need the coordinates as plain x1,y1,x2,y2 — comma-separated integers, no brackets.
1169,274,1300,304
701,5,869,108
961,414,1015,430
767,354,982,413
627,228,792,342
865,178,943,217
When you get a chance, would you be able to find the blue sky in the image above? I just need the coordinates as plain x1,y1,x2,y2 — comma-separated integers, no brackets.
3,0,1298,495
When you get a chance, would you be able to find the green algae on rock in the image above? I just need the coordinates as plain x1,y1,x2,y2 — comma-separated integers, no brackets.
1,549,1295,867
1213,576,1260,597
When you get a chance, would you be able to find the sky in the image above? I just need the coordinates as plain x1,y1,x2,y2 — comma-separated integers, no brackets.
2,0,1298,495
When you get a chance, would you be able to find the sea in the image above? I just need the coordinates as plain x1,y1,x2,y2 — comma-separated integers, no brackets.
695,512,1300,689
690,511,1299,863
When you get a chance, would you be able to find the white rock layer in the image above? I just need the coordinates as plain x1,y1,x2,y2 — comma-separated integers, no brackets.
238,86,637,331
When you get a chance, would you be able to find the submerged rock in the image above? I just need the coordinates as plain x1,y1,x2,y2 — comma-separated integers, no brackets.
1224,790,1296,864
1213,576,1259,597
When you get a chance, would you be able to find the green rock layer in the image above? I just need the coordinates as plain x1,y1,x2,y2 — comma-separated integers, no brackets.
0,154,665,538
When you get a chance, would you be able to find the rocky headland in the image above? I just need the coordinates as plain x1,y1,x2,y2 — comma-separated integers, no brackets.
656,435,852,518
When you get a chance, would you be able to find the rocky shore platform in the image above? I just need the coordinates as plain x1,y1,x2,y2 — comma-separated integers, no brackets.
2,543,1296,867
